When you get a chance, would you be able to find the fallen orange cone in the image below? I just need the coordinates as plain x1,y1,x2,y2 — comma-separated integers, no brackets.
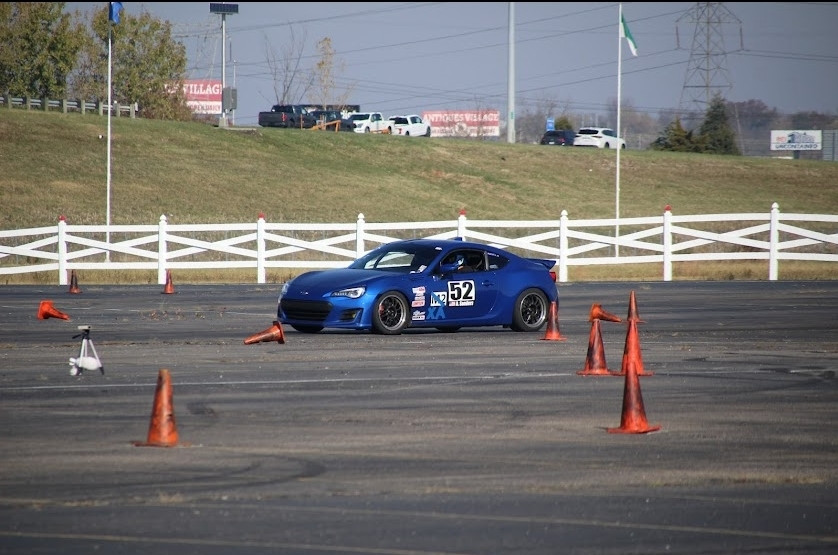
37,300,70,321
244,321,286,345
607,349,661,434
541,300,566,341
134,369,179,447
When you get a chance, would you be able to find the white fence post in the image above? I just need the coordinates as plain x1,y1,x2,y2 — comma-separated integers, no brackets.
559,210,568,283
157,215,168,285
58,216,68,285
663,205,672,282
457,210,467,239
257,213,266,284
769,202,780,281
356,213,365,257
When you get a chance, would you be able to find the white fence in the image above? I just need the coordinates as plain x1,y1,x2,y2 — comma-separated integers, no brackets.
1,203,837,285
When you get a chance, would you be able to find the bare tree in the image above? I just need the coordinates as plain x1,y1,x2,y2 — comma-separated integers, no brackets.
312,37,356,110
262,27,313,105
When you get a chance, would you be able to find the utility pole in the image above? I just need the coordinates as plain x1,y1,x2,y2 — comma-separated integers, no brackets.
507,2,516,144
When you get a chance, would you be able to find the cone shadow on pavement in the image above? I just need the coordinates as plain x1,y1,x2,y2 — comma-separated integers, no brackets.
244,321,286,345
578,303,622,376
134,369,180,447
37,300,70,320
541,300,566,341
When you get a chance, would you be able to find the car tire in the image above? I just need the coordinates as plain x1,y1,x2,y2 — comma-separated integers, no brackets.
371,291,409,335
424,128,431,137
405,131,410,136
364,127,371,133
511,288,549,332
291,324,323,333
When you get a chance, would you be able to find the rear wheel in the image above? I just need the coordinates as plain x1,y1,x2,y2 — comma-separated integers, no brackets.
511,288,549,332
371,291,409,335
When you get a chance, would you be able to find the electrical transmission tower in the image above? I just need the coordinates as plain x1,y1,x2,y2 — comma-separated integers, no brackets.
677,3,742,125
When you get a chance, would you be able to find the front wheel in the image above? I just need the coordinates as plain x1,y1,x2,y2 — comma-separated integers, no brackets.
371,291,409,335
511,288,549,332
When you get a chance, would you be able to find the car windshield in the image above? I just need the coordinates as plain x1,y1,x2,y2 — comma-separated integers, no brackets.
577,129,599,135
349,245,440,273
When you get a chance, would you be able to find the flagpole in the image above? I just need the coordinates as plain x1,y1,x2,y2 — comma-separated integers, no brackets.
106,17,112,261
615,3,623,258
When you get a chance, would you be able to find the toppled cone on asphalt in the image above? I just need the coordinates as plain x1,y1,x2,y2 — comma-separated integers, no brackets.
244,321,286,345
37,300,71,321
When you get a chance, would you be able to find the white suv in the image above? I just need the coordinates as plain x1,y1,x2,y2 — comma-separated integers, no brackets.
574,127,626,149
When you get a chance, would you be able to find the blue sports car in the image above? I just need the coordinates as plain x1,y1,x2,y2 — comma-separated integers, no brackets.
277,238,558,335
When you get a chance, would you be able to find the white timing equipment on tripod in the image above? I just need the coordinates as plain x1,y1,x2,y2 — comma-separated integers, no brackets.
69,325,103,376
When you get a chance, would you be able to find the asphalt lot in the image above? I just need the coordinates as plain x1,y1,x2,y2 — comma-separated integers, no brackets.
1,280,837,554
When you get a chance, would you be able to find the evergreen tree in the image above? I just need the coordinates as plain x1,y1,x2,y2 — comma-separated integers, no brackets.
697,93,740,155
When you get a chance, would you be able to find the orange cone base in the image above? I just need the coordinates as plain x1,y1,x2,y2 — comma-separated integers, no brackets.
37,300,71,320
608,423,661,434
244,321,286,345
541,301,567,341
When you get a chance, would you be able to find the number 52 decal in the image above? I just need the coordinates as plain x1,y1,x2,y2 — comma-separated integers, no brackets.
447,280,475,307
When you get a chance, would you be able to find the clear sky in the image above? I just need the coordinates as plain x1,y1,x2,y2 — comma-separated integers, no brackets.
67,2,838,127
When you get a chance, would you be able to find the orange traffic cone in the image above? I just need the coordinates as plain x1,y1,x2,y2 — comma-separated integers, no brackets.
541,300,567,341
162,270,175,294
590,303,621,323
37,300,70,320
616,318,654,376
244,321,286,345
577,319,620,376
607,348,661,434
68,270,81,294
134,369,179,447
626,290,645,323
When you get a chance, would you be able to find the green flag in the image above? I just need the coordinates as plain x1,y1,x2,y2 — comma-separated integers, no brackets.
621,13,638,56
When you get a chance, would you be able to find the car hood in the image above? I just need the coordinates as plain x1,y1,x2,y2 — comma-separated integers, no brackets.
286,268,395,295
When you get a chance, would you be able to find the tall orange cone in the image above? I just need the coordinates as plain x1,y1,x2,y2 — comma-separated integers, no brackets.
607,348,661,434
626,290,644,322
162,270,175,294
577,319,620,376
134,369,179,447
541,300,567,341
37,300,70,320
617,301,653,377
244,321,286,345
68,270,81,294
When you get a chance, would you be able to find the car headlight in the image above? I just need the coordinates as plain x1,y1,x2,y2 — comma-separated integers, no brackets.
331,286,365,299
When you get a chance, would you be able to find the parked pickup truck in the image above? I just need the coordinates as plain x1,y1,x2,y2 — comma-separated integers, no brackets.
258,104,317,128
345,112,393,134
